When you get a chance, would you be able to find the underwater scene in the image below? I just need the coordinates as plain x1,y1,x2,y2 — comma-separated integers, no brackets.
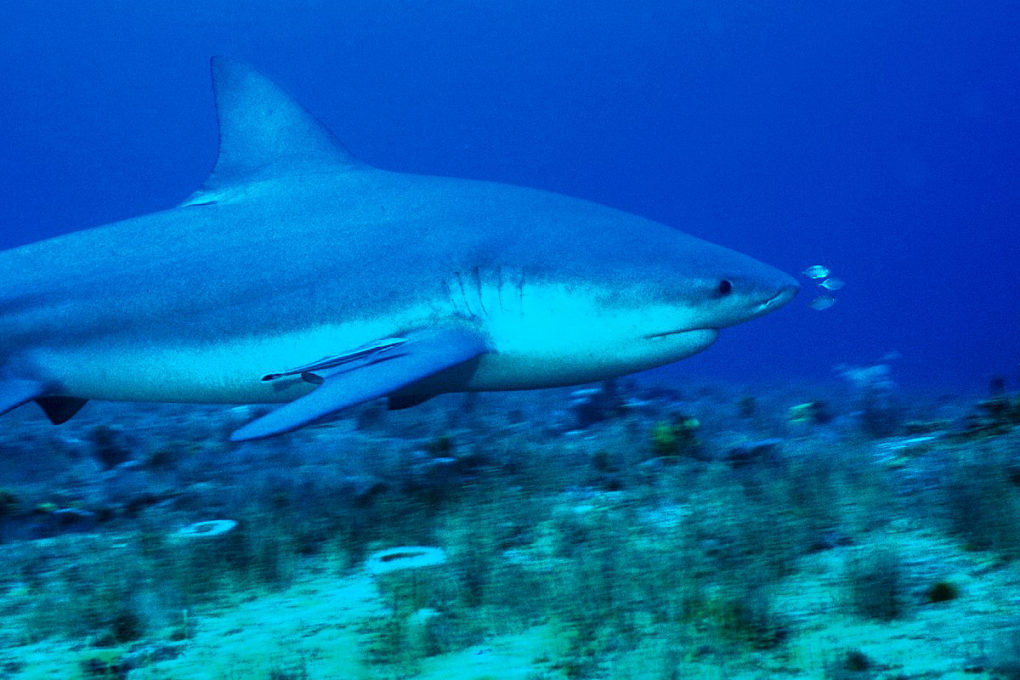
1,1,1019,679
1,380,1019,679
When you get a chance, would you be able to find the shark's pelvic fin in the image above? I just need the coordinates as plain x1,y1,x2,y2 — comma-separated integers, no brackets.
35,397,88,425
183,57,362,206
230,328,489,442
387,393,438,410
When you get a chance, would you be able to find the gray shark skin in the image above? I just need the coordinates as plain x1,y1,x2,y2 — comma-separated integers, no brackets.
0,58,798,441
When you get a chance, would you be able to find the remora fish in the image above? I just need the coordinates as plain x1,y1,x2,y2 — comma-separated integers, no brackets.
0,58,799,441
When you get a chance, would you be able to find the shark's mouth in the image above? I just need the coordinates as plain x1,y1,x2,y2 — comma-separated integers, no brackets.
756,285,800,314
643,328,718,341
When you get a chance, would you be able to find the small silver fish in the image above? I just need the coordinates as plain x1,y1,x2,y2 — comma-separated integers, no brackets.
810,294,837,311
802,265,830,279
818,277,845,291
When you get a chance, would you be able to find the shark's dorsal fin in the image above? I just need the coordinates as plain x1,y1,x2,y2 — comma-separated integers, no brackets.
184,57,361,205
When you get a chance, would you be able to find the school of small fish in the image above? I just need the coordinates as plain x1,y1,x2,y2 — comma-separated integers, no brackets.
802,265,844,310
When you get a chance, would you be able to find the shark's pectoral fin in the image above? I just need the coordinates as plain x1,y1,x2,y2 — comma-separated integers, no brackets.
35,397,89,425
0,378,47,418
230,328,489,442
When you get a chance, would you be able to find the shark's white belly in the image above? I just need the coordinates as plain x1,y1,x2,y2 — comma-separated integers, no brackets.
28,283,719,405
31,320,405,404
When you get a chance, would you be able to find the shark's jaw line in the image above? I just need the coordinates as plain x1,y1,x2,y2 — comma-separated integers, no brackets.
644,327,715,340
0,58,799,440
756,285,800,315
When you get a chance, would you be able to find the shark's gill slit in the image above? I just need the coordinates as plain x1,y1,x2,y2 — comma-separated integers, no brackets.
495,265,504,311
518,269,526,311
471,266,487,315
454,271,474,318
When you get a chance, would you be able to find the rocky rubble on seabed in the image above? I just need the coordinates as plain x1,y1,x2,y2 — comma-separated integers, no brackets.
0,377,1018,679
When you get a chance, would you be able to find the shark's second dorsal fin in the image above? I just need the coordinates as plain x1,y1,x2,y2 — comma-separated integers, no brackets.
184,57,361,205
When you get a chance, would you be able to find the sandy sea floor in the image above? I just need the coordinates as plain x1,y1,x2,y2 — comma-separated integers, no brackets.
0,377,1018,679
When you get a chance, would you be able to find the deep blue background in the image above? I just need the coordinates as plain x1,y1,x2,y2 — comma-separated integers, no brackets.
1,1,1017,394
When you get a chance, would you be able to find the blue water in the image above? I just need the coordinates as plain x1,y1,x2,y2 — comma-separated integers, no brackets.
1,0,1017,393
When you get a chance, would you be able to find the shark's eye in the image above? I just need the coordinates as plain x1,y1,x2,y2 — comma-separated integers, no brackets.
717,279,733,295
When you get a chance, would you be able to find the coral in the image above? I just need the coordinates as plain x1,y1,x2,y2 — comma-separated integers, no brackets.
365,546,448,576
837,361,903,437
649,416,701,459
941,453,1020,557
568,379,625,429
788,401,833,426
79,650,127,679
365,546,451,621
174,519,239,540
844,548,904,621
88,426,132,470
0,488,18,519
960,392,1019,439
926,580,960,603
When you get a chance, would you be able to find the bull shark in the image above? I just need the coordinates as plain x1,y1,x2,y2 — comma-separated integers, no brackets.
0,58,798,442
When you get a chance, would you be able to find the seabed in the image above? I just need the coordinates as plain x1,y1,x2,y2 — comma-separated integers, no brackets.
0,376,1017,679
